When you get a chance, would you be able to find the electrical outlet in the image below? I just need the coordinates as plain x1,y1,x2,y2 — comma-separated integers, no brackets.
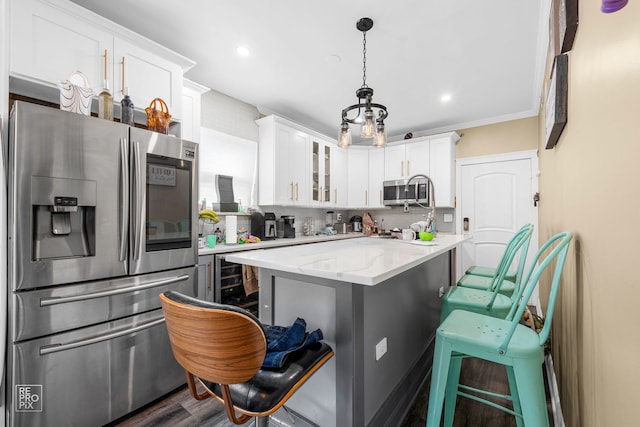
443,213,453,223
375,337,388,361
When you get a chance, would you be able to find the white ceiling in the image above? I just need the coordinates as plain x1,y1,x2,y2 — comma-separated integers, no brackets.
70,0,550,142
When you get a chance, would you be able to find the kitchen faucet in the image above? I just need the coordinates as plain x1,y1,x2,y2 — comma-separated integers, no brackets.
405,174,436,232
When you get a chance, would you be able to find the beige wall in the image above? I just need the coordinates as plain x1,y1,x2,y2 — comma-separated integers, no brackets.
537,3,640,427
456,116,538,159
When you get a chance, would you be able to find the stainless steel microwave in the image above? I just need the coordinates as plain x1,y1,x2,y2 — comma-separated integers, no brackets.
383,179,431,206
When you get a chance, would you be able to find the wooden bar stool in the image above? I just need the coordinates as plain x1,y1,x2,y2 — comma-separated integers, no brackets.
426,232,572,427
160,291,334,426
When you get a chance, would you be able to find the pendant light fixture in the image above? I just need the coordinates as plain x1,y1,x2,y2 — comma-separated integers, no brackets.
339,17,388,148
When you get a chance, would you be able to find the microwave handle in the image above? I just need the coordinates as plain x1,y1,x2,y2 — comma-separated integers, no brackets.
119,138,129,262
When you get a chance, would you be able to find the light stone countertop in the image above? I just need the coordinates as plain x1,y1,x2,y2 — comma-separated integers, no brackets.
225,234,470,286
198,232,364,255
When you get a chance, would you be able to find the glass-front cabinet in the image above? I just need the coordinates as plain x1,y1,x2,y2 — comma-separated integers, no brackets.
312,140,332,204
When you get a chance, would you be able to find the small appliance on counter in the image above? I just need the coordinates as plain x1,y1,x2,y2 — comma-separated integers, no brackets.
325,211,334,226
250,212,265,239
334,223,353,234
350,215,363,232
264,212,277,240
213,174,238,212
332,211,349,234
282,215,296,238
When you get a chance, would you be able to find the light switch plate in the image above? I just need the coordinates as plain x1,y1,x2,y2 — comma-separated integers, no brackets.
376,337,387,361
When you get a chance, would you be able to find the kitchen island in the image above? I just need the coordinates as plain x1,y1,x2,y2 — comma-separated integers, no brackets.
226,234,469,427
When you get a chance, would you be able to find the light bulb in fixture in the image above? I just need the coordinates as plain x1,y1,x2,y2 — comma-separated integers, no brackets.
360,109,375,138
339,122,352,147
441,93,452,103
373,122,387,147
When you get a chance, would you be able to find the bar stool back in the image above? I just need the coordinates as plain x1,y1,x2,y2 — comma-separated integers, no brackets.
440,224,534,322
426,231,572,427
458,223,534,297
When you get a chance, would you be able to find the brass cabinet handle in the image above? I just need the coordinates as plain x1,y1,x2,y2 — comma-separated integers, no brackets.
401,160,404,177
121,56,126,94
290,182,294,200
365,190,368,206
103,49,108,81
295,182,299,201
319,186,322,203
407,160,411,176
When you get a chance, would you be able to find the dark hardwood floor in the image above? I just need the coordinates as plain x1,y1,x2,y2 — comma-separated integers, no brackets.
110,357,552,427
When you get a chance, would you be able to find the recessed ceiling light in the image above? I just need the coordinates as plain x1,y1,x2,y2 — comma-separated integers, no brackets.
441,94,452,103
325,54,342,63
236,46,250,57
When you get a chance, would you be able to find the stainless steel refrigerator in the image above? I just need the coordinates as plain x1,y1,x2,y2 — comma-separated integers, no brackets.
6,101,199,426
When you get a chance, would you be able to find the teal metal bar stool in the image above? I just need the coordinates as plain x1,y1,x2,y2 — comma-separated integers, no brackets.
457,224,534,297
440,224,534,322
426,231,572,427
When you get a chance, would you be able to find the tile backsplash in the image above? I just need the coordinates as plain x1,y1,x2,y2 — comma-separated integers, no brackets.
209,205,458,237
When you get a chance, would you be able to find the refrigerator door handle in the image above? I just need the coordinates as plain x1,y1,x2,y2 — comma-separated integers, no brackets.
39,317,165,355
40,274,190,306
132,140,143,261
119,137,129,262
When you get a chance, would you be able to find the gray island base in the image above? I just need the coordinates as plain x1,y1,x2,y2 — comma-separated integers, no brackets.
226,235,469,426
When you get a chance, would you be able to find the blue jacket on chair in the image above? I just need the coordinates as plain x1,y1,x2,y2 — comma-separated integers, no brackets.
262,317,324,369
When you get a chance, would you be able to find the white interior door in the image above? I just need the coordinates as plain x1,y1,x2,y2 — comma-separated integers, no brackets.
456,150,538,303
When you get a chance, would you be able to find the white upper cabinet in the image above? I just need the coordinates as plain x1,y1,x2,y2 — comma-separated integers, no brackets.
384,138,430,180
181,79,209,143
11,0,112,89
368,149,385,208
113,38,184,115
257,115,310,206
311,139,333,205
429,134,458,208
332,146,348,208
10,0,194,119
383,133,458,207
347,149,369,209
